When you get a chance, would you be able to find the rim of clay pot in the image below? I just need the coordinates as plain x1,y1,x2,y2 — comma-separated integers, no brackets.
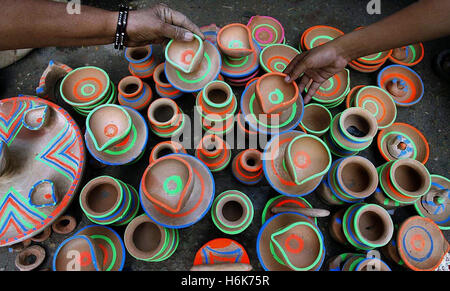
355,86,397,129
125,45,153,64
153,62,171,88
342,204,374,250
300,103,332,135
389,158,431,198
353,204,394,248
217,23,255,57
301,25,344,50
149,141,186,165
338,107,378,142
118,76,143,99
212,190,254,234
147,98,179,127
247,15,285,47
193,238,250,266
52,235,103,271
326,158,364,203
202,80,234,108
261,195,317,225
240,149,262,172
389,43,424,67
256,72,299,114
335,156,378,199
165,34,204,74
345,85,365,108
260,44,300,73
378,162,418,204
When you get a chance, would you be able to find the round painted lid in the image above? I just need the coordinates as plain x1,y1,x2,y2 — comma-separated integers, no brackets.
193,238,250,266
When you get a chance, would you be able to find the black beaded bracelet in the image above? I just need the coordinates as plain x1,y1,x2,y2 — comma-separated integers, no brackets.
114,3,129,50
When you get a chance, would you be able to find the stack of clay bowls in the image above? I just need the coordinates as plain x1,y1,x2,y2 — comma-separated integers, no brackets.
140,154,215,228
300,25,344,51
117,75,153,111
124,214,178,262
217,23,262,86
79,176,139,226
324,107,378,157
317,156,378,205
164,34,222,93
327,253,391,271
149,141,186,165
211,190,254,235
240,73,304,135
153,62,183,99
299,103,332,137
378,65,425,107
195,134,231,172
195,80,237,134
247,15,286,48
260,44,300,74
147,98,185,138
60,66,116,116
84,104,148,165
389,43,425,67
232,149,264,185
53,225,125,271
124,45,157,78
309,69,350,108
257,212,326,271
414,175,449,230
263,131,332,197
377,122,430,164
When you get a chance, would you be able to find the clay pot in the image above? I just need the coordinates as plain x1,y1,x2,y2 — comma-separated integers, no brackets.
15,245,46,271
339,254,392,271
200,23,220,45
256,72,299,114
301,25,344,51
220,38,261,79
414,175,450,230
260,44,299,73
195,134,231,172
211,190,254,235
193,238,250,268
22,105,50,130
247,15,285,48
223,69,260,86
300,103,332,137
53,235,104,271
125,45,156,78
165,34,204,74
389,43,424,67
348,60,384,73
149,141,186,165
147,98,185,138
52,214,77,235
377,122,430,164
28,179,58,207
377,65,424,106
328,209,347,245
217,23,254,58
262,195,318,225
232,149,263,185
153,62,183,99
124,214,178,262
354,86,397,129
310,69,350,107
118,76,153,111
36,60,72,99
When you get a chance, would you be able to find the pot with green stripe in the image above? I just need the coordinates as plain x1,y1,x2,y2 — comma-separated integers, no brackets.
195,134,231,172
147,98,185,138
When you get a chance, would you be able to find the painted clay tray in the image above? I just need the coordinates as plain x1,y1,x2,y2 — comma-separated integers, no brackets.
0,96,85,246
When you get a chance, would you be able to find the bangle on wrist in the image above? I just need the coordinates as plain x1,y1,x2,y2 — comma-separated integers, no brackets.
114,3,129,50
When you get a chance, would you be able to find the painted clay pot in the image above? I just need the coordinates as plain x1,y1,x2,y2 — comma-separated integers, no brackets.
195,134,231,172
124,214,178,262
193,238,250,270
118,76,152,111
301,25,344,51
200,23,220,45
354,86,397,129
328,209,347,245
15,245,46,271
257,212,325,271
345,85,365,108
377,122,429,164
300,103,332,137
235,111,259,139
260,44,299,73
256,72,299,114
125,45,156,78
346,255,391,271
211,190,254,235
247,15,285,48
220,39,261,79
140,154,215,228
326,253,356,271
149,141,186,165
261,195,317,225
36,60,72,100
381,237,404,266
165,34,204,74
367,186,402,210
217,23,254,58
310,69,350,107
377,65,424,106
232,149,263,185
223,69,260,87
396,216,449,271
414,175,450,230
153,62,183,99
22,105,50,131
389,43,424,67
147,98,185,138
53,235,104,271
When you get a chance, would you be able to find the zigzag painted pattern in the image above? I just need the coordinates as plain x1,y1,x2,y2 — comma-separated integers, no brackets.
0,99,32,145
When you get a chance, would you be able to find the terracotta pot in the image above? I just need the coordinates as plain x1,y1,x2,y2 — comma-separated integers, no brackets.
149,141,186,165
368,186,401,210
15,245,46,271
193,238,250,268
301,25,344,50
125,45,156,78
354,86,397,129
235,111,259,139
310,69,350,106
52,215,77,234
31,226,52,243
200,23,220,45
153,62,183,99
260,44,299,73
36,60,72,100
221,39,261,79
223,69,260,87
348,60,384,73
195,134,231,172
22,105,50,130
147,98,185,138
232,149,263,185
165,34,204,74
53,235,104,271
217,23,254,58
211,190,254,234
261,195,318,225
329,209,347,245
124,214,178,262
389,43,424,67
300,103,332,137
118,76,152,110
256,72,299,114
247,15,285,48
326,253,356,271
389,159,431,199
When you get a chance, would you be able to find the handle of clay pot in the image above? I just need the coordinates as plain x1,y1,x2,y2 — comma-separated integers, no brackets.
271,206,330,217
190,263,253,271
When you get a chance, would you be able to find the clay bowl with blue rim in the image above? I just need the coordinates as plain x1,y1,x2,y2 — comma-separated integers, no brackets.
165,34,204,74
217,23,255,58
256,72,299,114
53,235,104,271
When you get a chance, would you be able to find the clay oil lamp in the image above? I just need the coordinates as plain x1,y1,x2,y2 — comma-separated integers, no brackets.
195,134,231,172
300,103,332,137
153,62,183,99
217,23,255,58
53,235,104,271
345,85,365,108
200,23,221,45
140,154,215,228
149,141,186,165
0,96,85,248
262,131,329,197
389,43,424,67
192,238,251,271
147,98,185,138
118,76,153,111
36,60,72,100
396,216,449,271
262,195,318,225
15,245,46,271
257,212,325,271
377,65,424,106
124,214,179,262
377,122,430,164
211,190,254,235
310,69,350,107
165,34,204,74
247,15,285,48
125,45,156,78
354,86,397,129
74,225,126,271
256,72,299,115
260,44,300,74
414,175,449,230
232,149,263,185
301,25,344,51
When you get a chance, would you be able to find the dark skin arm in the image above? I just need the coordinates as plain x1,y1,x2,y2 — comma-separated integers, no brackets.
0,0,204,50
284,0,450,103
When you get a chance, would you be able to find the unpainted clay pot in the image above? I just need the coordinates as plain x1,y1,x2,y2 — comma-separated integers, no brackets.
165,34,204,74
36,60,72,99
195,134,231,172
389,43,424,67
232,149,263,185
300,103,332,137
22,105,50,131
149,141,186,165
256,72,299,114
15,245,46,271
247,15,285,48
153,62,183,99
52,215,77,235
125,45,156,78
217,23,254,58
354,86,397,129
147,98,185,138
53,235,104,271
118,76,153,111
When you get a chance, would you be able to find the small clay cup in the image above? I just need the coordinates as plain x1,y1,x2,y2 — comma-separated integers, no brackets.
118,76,153,111
217,23,254,58
125,45,156,78
28,179,58,208
15,245,46,271
231,149,263,185
52,215,77,235
300,103,332,137
165,34,204,74
147,98,185,138
256,72,299,114
149,141,186,165
153,62,183,99
195,134,231,172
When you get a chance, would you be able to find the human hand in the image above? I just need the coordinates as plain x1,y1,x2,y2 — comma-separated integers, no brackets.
283,42,349,104
126,3,205,46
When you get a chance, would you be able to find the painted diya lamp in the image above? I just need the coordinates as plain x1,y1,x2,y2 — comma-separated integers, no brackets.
147,98,185,138
118,76,153,111
22,105,50,131
260,44,300,74
166,34,204,74
195,134,231,172
200,23,221,45
140,154,215,228
149,141,186,165
211,190,254,235
345,85,365,108
232,149,263,185
299,103,332,137
153,62,183,99
301,25,344,51
396,216,449,271
414,175,450,230
262,131,331,197
377,65,424,106
256,72,299,115
247,15,285,48
53,235,104,271
262,195,318,225
36,60,72,99
377,122,430,164
389,43,424,67
125,45,156,78
354,86,397,129
257,212,325,271
79,176,139,226
124,214,178,262
309,69,350,108
218,23,255,58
